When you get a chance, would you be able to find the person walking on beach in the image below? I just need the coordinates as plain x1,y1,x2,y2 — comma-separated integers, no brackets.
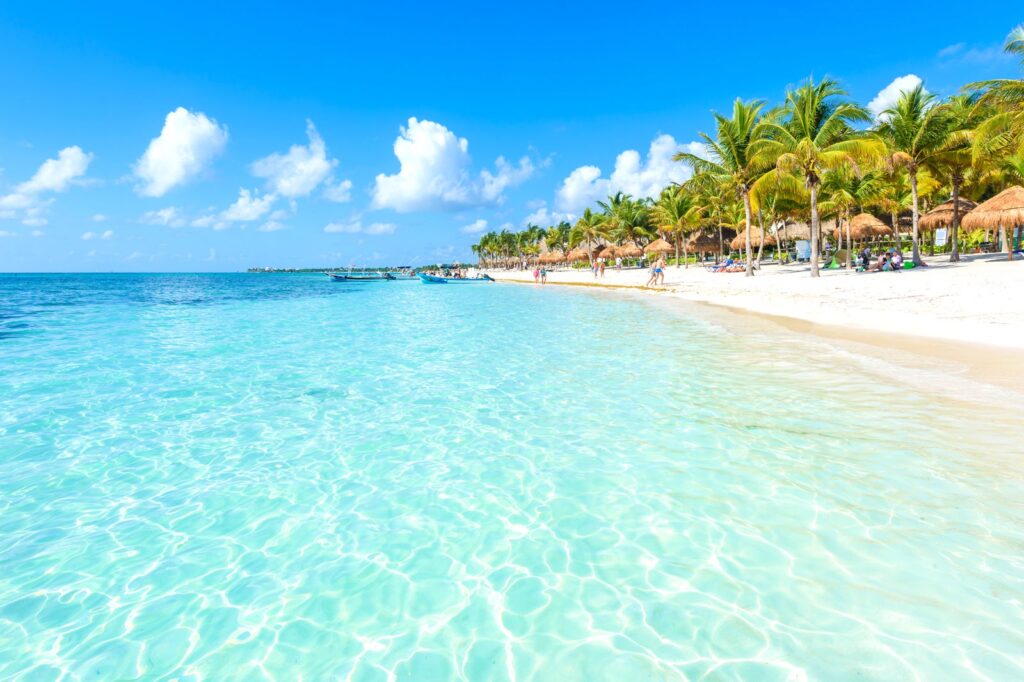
540,267,547,284
615,256,622,272
655,257,666,286
645,261,658,287
598,259,605,278
533,266,540,283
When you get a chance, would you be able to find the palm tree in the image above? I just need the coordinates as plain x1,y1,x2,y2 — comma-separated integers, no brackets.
652,186,700,268
751,77,880,277
570,208,607,261
676,99,771,276
929,93,990,262
877,84,953,266
820,167,883,267
599,193,654,250
970,25,1024,160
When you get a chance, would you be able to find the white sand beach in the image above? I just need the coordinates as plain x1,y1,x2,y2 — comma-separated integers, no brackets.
484,253,1024,350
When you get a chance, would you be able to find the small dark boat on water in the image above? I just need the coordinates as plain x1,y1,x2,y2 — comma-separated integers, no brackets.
418,273,494,284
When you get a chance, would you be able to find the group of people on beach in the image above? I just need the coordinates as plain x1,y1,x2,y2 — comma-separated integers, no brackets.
646,257,666,287
860,248,910,273
532,266,547,284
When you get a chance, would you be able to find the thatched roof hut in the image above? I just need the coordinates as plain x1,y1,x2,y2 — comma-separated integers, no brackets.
566,247,591,262
919,198,978,232
838,213,892,240
539,250,564,264
775,222,810,241
688,234,723,252
617,242,643,258
596,244,617,259
961,186,1024,231
730,228,776,250
643,238,674,255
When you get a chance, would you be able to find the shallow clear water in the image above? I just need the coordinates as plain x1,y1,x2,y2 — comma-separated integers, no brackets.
1,273,1022,681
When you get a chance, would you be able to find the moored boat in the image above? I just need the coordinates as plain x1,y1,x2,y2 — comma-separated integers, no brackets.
327,272,396,282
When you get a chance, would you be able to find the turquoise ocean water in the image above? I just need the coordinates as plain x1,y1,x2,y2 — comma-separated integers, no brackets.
1,273,1022,681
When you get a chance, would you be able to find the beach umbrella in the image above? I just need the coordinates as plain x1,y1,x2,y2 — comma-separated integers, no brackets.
687,234,723,253
566,247,591,262
616,242,643,258
596,244,618,259
775,222,811,241
730,228,776,250
643,238,674,255
919,198,978,232
961,186,1024,260
539,250,564,264
837,213,892,241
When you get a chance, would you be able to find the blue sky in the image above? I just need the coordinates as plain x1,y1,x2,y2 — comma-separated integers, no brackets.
1,2,1021,272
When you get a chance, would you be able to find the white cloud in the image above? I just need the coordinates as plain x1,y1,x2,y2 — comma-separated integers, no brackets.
220,188,276,222
868,75,924,120
133,107,228,197
81,231,95,240
372,117,534,212
101,229,113,240
82,229,113,240
0,230,15,237
323,178,353,203
0,146,93,225
30,230,44,237
257,220,286,232
141,207,186,227
324,218,396,235
460,218,488,234
251,120,349,199
555,134,693,215
938,43,965,58
91,213,108,222
522,202,572,227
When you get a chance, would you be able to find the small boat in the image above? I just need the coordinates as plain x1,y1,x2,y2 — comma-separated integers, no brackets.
327,272,395,282
418,273,494,284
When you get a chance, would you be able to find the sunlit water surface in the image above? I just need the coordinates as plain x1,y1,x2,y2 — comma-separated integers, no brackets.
1,273,1022,681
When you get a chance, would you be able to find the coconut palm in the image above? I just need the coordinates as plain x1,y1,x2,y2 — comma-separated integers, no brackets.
970,25,1024,159
876,84,953,265
675,99,772,276
820,167,883,267
652,186,700,268
569,208,607,261
599,193,654,250
751,77,880,277
928,93,991,261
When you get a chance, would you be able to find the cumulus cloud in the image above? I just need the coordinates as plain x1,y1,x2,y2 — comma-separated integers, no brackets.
323,178,353,203
0,230,16,238
522,202,572,227
141,207,186,227
81,229,113,241
460,218,488,234
91,213,108,222
324,218,396,235
133,107,228,197
0,146,93,225
221,188,275,222
373,118,534,212
555,134,693,215
868,75,924,120
251,120,350,200
31,230,44,237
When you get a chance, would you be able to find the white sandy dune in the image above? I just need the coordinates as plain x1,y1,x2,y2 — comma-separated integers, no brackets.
485,253,1024,350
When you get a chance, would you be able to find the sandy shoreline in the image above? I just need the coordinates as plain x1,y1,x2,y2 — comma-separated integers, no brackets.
484,253,1024,350
483,253,1024,398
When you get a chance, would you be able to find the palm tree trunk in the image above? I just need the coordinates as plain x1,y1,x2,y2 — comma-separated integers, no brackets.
809,183,820,278
1001,225,1011,260
845,215,852,270
675,230,680,268
683,240,689,269
910,170,925,266
717,224,723,265
743,191,754,277
950,176,961,263
755,217,765,268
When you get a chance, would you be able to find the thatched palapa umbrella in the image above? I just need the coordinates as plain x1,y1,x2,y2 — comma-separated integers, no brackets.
566,247,590,262
730,228,775,251
596,244,617,260
616,242,643,259
919,198,978,232
961,186,1024,260
539,250,564,264
688,234,723,253
775,222,811,242
839,213,892,241
643,238,674,255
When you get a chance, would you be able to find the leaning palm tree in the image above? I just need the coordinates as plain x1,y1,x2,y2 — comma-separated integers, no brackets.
820,167,883,267
751,77,880,277
877,84,953,265
675,99,772,276
652,186,700,268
